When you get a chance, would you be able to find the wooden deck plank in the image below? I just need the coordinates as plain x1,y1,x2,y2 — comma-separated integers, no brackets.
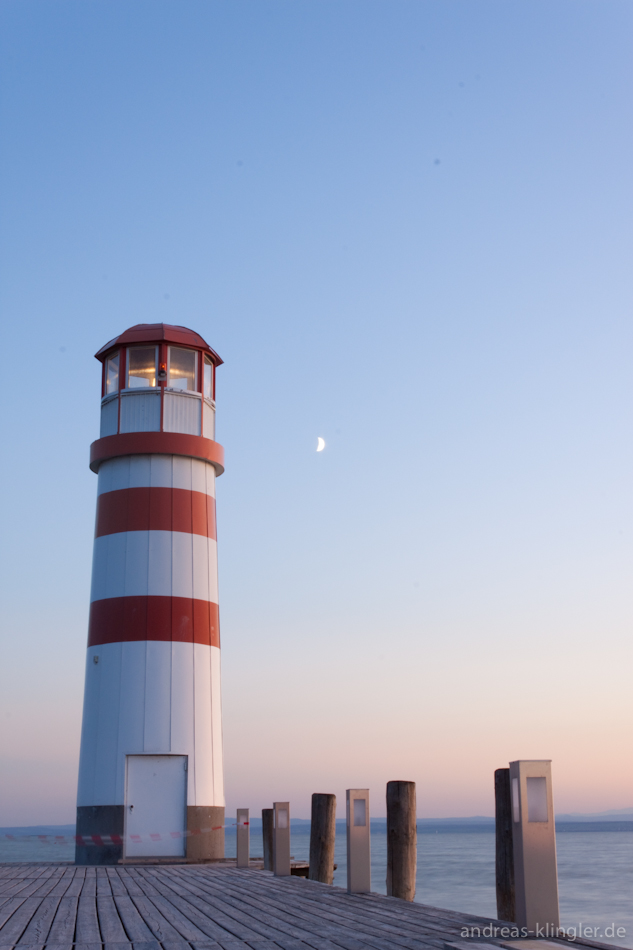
45,875,75,901
208,870,500,950
110,869,193,950
0,880,24,896
201,942,261,950
157,870,366,950
0,880,43,900
201,944,253,950
63,873,85,900
46,896,79,943
115,868,209,943
137,868,276,944
75,876,100,945
192,869,388,928
97,869,115,897
3,870,41,883
96,894,128,943
0,899,42,945
174,878,389,950
111,869,144,900
135,894,222,943
131,896,199,946
124,872,231,943
26,873,69,902
113,894,159,942
199,879,415,950
16,895,61,945
185,870,430,950
228,872,480,942
0,899,27,931
106,870,128,899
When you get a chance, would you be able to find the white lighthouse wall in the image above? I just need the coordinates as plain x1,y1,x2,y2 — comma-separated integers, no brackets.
77,641,223,811
210,644,224,803
100,396,119,438
163,392,201,435
90,531,218,603
202,402,215,440
119,392,161,432
96,455,216,498
144,641,172,751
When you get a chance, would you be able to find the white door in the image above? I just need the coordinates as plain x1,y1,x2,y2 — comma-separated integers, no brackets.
125,755,187,857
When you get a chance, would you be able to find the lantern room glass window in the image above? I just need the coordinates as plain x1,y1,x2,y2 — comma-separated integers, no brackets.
105,352,119,394
127,346,157,388
203,355,214,400
169,347,197,391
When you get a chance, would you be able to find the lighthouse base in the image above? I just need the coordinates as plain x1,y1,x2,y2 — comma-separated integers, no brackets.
75,805,124,865
74,805,224,864
187,805,224,861
186,806,225,861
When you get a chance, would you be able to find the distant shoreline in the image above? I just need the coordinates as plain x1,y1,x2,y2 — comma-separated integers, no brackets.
3,820,633,836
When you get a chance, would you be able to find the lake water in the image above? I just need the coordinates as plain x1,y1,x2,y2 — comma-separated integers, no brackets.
2,828,631,948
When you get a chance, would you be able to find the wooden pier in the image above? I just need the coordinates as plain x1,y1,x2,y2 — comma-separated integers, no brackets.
0,863,612,950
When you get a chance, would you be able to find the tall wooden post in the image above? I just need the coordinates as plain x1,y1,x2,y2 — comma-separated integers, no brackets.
386,780,416,901
495,768,515,921
309,793,336,884
236,808,249,869
262,808,274,871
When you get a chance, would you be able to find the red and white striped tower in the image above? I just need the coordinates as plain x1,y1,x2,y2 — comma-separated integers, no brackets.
75,324,225,865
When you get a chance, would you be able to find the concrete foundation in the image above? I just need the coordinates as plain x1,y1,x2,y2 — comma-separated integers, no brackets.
186,806,225,861
75,805,124,865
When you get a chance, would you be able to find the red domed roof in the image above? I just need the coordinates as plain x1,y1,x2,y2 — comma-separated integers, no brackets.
95,323,223,365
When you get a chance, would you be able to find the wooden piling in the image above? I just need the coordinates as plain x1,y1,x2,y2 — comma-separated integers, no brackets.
309,793,336,884
386,780,416,901
494,767,515,921
262,808,274,871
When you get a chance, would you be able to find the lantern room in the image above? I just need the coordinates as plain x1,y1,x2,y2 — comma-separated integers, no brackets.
95,323,223,441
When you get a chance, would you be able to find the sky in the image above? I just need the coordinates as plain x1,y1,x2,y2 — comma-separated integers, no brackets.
1,0,632,826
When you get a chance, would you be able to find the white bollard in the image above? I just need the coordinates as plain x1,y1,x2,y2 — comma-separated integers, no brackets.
346,788,371,894
236,808,249,868
509,759,560,933
273,801,291,876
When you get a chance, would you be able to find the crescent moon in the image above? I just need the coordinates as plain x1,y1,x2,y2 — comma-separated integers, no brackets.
316,437,325,452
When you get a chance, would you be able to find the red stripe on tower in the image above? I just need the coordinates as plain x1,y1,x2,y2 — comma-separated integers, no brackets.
95,487,217,538
87,596,220,647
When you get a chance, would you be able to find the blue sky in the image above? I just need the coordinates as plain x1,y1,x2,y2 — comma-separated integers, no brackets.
1,0,632,824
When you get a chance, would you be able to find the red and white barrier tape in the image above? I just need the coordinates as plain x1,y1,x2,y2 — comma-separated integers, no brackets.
3,822,249,847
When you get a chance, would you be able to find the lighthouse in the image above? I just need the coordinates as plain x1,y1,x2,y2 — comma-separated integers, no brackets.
75,324,225,865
